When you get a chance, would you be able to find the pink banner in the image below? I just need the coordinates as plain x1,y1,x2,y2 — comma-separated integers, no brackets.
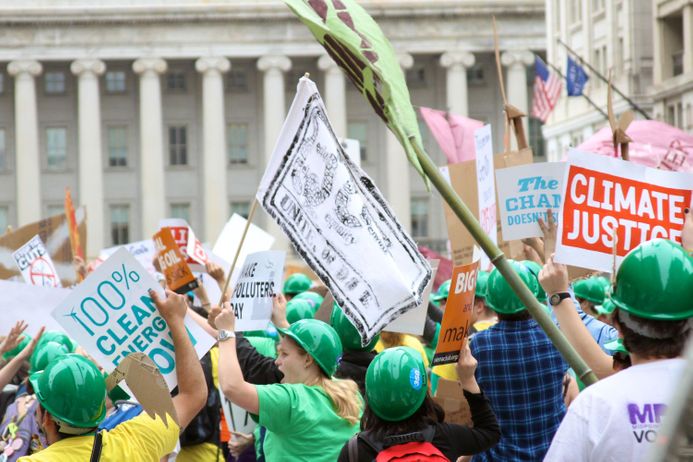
420,107,484,164
574,120,693,173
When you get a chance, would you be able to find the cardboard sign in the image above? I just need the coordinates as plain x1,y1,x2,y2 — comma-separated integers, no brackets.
385,259,439,336
51,248,215,390
433,378,472,426
474,125,497,270
257,77,432,344
12,235,61,288
153,228,199,294
100,240,158,275
556,150,693,272
229,251,285,332
0,208,87,286
158,219,208,270
0,280,68,332
432,260,479,366
442,149,533,266
496,162,566,241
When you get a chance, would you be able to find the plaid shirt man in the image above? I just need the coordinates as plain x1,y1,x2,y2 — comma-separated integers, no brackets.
470,318,568,461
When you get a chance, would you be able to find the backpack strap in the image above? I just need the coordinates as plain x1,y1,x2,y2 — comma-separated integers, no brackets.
89,431,104,462
382,425,436,449
347,434,359,462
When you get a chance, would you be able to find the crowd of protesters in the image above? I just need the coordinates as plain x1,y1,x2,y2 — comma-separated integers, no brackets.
0,206,691,461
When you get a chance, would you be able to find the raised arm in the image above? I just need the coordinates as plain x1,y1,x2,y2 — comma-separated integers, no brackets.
0,326,44,390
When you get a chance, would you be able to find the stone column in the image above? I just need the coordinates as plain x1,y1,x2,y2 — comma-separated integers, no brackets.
439,51,475,116
195,57,231,242
501,50,534,143
8,60,42,225
257,55,292,251
684,4,693,74
71,59,106,256
317,55,347,137
384,53,413,233
133,58,167,237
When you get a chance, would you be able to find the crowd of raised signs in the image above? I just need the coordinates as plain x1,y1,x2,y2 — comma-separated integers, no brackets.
0,207,691,462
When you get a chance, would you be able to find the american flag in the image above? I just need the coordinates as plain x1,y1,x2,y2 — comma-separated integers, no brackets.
531,56,562,123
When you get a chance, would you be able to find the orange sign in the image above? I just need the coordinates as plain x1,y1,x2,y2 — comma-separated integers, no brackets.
432,260,479,366
64,188,84,263
153,228,199,294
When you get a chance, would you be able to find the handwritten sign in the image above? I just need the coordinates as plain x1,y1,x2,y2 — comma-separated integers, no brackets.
432,260,479,366
474,125,496,270
51,248,215,390
556,150,693,271
13,235,61,288
495,162,565,241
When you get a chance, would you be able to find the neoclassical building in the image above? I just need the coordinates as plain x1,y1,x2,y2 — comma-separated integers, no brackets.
0,0,545,257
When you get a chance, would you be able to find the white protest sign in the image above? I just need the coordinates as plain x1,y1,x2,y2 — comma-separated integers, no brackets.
474,125,497,270
0,280,68,332
495,162,566,241
12,235,61,288
212,214,275,289
100,239,157,275
230,250,285,332
556,149,693,272
257,77,432,344
51,248,215,390
385,260,439,336
339,138,361,168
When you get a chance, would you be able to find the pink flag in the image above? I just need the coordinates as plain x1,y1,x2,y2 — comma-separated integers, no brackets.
420,107,484,164
574,120,693,173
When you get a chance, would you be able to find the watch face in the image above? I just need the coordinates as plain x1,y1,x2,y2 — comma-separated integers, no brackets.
550,294,560,306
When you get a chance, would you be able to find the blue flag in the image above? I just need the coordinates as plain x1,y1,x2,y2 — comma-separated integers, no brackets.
566,56,589,96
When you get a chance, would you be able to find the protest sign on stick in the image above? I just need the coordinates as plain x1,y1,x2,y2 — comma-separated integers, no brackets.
257,77,431,344
384,259,439,336
51,248,215,390
556,150,693,272
153,228,199,294
432,259,479,366
474,125,497,270
12,235,61,288
64,187,84,263
158,218,209,270
229,250,285,332
218,200,259,305
496,162,566,241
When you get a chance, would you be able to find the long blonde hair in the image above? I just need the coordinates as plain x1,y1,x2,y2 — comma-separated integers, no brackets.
308,375,362,425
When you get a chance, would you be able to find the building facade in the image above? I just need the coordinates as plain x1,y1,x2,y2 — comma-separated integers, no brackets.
0,0,545,257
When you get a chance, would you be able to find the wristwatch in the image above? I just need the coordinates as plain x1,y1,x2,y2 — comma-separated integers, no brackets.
549,292,571,306
218,330,236,342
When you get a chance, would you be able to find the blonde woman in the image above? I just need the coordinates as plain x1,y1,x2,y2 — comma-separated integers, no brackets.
215,302,362,462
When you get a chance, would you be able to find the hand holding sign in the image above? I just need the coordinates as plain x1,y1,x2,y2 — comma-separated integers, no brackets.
538,255,570,296
215,302,236,332
149,289,188,325
456,343,480,394
538,209,558,257
0,320,28,356
683,207,693,251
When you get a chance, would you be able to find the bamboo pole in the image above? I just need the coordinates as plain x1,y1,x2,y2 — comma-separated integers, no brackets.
410,137,598,385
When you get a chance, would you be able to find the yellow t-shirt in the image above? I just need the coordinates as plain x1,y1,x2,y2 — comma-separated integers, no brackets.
375,335,430,368
177,442,224,462
18,413,179,462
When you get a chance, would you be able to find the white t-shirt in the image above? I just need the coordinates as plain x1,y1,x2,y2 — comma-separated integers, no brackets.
544,358,685,462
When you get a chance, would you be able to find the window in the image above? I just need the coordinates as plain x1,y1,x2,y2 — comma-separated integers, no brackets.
666,102,684,129
529,118,545,159
110,205,130,245
592,0,605,13
107,126,128,167
569,0,582,24
230,201,250,219
44,72,66,94
467,63,485,85
165,71,187,93
0,73,5,94
410,198,429,238
405,65,427,88
347,121,368,162
592,48,602,87
227,123,249,164
227,69,248,92
46,204,64,218
46,127,67,169
0,206,8,233
168,126,188,166
0,129,6,170
105,71,126,93
170,203,191,222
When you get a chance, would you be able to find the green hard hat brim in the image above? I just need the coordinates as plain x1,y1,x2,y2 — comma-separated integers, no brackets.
604,339,629,355
430,293,447,302
609,295,692,321
30,370,106,429
277,327,336,377
486,299,526,315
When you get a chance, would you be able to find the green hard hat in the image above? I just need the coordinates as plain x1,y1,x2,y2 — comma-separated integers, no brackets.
596,298,616,316
475,271,490,298
30,341,69,373
486,260,538,314
292,291,324,313
365,347,427,422
573,277,608,305
2,334,32,361
604,338,629,355
330,304,379,352
30,354,107,429
37,331,75,353
521,261,547,304
283,273,312,295
286,299,315,324
277,319,342,377
430,280,451,302
610,239,693,321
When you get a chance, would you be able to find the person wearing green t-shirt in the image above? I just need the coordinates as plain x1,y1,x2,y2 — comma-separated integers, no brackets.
215,302,362,462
